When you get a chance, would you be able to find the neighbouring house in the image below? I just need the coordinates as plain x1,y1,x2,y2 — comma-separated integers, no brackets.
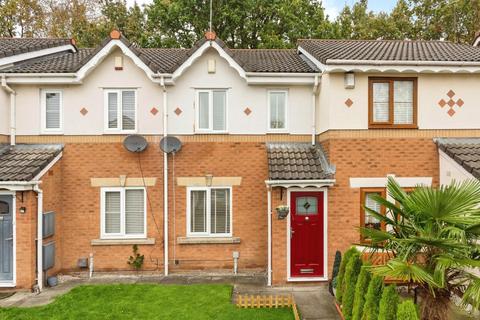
2,29,480,291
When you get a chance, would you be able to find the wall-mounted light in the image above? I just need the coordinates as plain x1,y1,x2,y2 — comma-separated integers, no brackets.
205,174,213,187
344,72,355,89
19,207,26,214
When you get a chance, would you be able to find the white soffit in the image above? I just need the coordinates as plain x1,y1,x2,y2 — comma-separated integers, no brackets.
350,176,432,188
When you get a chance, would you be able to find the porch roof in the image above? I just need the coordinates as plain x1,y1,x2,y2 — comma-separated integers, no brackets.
266,143,335,181
0,144,63,182
436,138,480,179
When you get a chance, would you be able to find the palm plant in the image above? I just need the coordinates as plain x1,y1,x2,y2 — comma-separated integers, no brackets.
361,177,480,320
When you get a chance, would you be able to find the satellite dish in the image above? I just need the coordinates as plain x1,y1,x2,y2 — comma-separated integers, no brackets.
160,136,182,154
123,135,148,153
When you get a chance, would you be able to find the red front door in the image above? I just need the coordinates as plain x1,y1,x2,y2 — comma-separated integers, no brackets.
290,191,324,278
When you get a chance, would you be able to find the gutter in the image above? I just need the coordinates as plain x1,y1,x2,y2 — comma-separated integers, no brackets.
160,75,169,276
325,59,480,67
1,76,16,146
265,179,336,186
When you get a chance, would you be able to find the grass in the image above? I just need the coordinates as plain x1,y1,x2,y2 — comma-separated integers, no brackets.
0,284,294,320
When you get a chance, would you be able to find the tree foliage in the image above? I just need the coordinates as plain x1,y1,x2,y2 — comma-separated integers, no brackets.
362,275,384,320
397,300,419,320
2,0,480,48
342,252,363,320
378,285,399,320
352,265,371,320
336,247,358,304
361,177,480,320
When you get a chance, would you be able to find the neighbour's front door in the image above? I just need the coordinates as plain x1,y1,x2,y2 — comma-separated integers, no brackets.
290,191,324,278
0,195,13,283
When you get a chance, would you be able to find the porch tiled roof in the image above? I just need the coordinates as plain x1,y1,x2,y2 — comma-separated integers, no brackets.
436,138,480,179
0,144,63,182
266,143,335,180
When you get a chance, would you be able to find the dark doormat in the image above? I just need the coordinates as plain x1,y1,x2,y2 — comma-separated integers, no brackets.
0,292,15,300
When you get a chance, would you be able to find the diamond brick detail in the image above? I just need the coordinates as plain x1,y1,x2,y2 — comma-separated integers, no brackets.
174,107,182,116
150,107,159,116
447,99,455,107
447,90,455,98
80,107,88,116
438,99,446,108
345,98,353,108
244,107,252,116
447,108,456,117
456,98,464,107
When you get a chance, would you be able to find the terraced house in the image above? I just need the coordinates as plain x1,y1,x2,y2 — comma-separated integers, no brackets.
2,30,480,291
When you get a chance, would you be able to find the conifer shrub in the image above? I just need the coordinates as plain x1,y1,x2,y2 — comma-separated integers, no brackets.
397,300,419,320
342,252,363,320
361,275,384,320
378,285,400,320
351,265,371,320
329,250,342,295
335,247,358,303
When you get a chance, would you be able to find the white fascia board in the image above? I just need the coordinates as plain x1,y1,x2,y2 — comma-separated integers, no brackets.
438,149,476,180
349,176,432,188
247,76,317,85
325,63,480,74
32,152,63,181
172,41,247,81
297,46,327,72
76,40,156,81
0,45,76,67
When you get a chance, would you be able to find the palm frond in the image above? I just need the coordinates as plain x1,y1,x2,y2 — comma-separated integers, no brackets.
462,276,480,311
370,258,439,288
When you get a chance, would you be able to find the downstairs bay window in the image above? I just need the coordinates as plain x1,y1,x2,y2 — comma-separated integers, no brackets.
101,187,146,239
360,188,386,242
187,187,232,237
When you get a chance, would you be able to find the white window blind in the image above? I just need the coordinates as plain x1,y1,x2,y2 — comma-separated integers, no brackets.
102,188,146,238
42,91,62,131
188,187,232,236
105,191,121,234
105,90,136,131
125,189,144,234
393,81,413,124
269,91,287,129
372,83,390,123
196,90,227,132
364,192,382,230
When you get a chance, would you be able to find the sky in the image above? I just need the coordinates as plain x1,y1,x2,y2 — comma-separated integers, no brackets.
126,0,398,20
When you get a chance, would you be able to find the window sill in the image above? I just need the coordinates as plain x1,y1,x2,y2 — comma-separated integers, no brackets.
91,238,155,246
368,125,418,129
177,236,240,245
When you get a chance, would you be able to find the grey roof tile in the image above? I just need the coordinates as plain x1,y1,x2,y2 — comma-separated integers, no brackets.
298,39,480,64
266,143,335,180
436,138,480,179
0,144,63,182
0,38,73,59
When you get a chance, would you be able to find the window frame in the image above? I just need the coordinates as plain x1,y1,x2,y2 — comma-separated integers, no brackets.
41,89,63,134
360,188,386,243
194,89,228,133
100,187,147,239
267,89,288,132
186,186,233,237
103,89,138,133
368,77,418,129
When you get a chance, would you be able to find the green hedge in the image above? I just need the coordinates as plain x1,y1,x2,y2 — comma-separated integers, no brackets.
378,285,399,320
342,252,362,320
351,265,371,320
335,247,358,304
397,300,419,320
361,275,384,320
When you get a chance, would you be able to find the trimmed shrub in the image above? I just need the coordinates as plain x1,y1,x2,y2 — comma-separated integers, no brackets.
336,247,358,303
342,252,363,320
378,285,400,320
329,250,342,295
397,300,419,320
352,265,372,320
362,275,384,320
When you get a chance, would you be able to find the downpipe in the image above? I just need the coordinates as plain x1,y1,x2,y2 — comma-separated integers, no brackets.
1,76,16,146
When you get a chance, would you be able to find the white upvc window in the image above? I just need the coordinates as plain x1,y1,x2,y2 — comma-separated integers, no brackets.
41,90,63,133
195,89,227,133
104,89,137,133
268,90,288,131
100,187,146,239
187,187,232,237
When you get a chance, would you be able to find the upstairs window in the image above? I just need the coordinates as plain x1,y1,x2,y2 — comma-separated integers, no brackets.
187,187,232,237
268,90,287,130
41,90,63,133
104,89,136,132
369,78,417,128
196,90,227,132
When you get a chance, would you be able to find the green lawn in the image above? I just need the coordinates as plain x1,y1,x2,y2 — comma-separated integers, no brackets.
0,284,294,320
